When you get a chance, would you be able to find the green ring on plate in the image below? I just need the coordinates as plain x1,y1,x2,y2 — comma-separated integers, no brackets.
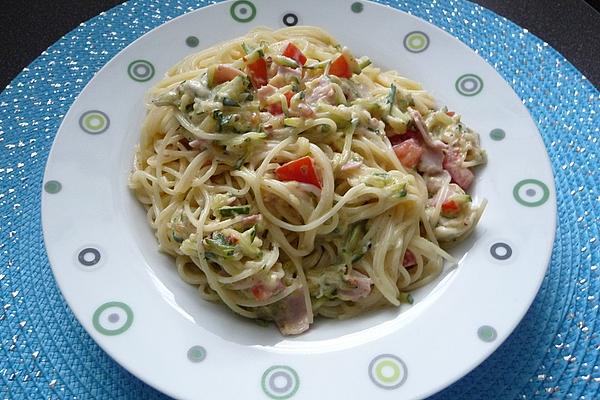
79,110,109,134
351,2,364,13
455,73,484,96
261,365,300,399
513,179,550,207
186,36,199,47
404,31,430,53
92,301,134,336
477,325,497,342
187,345,206,362
44,180,62,194
490,128,506,141
127,60,155,82
368,354,407,389
230,0,256,23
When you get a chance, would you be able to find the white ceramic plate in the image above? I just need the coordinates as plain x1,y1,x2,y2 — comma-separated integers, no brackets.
42,1,556,399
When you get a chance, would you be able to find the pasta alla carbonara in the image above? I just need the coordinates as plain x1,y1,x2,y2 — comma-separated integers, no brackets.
129,27,486,335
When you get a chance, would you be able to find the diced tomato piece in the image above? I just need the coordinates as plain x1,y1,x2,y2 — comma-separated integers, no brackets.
402,249,417,267
446,111,455,117
329,55,352,78
282,42,307,66
266,91,293,115
252,284,271,301
267,103,283,115
275,156,322,188
441,199,461,216
393,138,423,169
247,58,268,88
284,91,294,105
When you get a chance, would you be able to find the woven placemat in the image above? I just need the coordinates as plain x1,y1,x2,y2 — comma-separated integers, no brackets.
1,0,598,398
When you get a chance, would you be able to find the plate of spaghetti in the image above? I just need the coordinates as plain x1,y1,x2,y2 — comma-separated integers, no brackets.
42,1,556,399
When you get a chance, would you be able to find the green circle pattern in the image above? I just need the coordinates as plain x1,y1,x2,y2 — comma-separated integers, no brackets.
404,31,429,53
351,2,364,13
455,73,484,96
490,128,506,141
79,110,109,134
477,325,497,342
513,179,550,207
92,301,134,336
44,180,62,194
368,354,407,389
261,365,299,399
127,60,155,82
230,0,256,23
186,36,199,47
187,345,206,362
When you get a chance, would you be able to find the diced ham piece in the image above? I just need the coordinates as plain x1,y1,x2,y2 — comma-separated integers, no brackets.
295,103,315,118
340,160,363,171
402,249,417,267
240,214,262,226
274,290,310,335
269,66,302,88
251,280,284,301
425,171,451,194
257,85,277,102
214,64,245,85
393,138,423,169
189,139,208,149
443,150,474,189
408,108,446,150
337,270,372,301
418,146,444,174
306,77,335,104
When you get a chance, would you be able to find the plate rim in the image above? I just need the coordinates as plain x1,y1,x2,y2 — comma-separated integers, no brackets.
41,0,558,398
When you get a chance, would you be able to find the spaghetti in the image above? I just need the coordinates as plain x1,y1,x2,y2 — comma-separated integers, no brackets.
129,26,486,334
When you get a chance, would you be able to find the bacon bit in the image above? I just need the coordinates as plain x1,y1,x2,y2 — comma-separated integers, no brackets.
446,111,455,117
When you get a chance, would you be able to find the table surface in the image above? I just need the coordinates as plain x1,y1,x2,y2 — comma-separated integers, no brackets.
1,0,599,89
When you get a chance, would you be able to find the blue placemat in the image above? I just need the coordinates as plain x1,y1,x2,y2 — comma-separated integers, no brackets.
1,0,598,398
